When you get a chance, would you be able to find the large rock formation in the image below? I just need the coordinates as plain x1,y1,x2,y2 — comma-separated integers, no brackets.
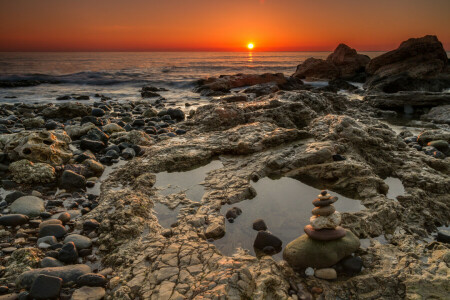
293,44,370,81
327,44,371,79
365,35,450,92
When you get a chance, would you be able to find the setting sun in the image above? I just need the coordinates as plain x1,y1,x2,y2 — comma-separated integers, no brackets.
247,43,254,50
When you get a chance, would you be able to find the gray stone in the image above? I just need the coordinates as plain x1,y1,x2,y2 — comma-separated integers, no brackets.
10,196,45,217
71,286,105,300
64,234,92,250
40,257,64,268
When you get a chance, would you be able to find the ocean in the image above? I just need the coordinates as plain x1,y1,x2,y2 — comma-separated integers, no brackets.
0,51,386,104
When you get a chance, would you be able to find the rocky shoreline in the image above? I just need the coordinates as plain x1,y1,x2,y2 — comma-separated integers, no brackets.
0,35,449,299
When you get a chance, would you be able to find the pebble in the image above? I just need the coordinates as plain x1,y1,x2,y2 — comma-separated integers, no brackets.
40,257,64,268
57,212,71,223
314,268,337,280
39,224,67,238
29,274,62,300
37,237,58,247
58,241,78,263
305,267,314,276
10,196,45,217
17,264,91,289
0,214,29,226
64,234,92,249
252,219,268,231
77,273,107,287
253,231,282,253
60,170,86,190
340,256,363,274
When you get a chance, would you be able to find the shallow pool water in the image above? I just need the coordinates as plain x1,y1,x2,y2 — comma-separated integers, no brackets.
384,177,405,200
154,160,223,201
213,176,365,259
87,159,128,196
153,202,181,228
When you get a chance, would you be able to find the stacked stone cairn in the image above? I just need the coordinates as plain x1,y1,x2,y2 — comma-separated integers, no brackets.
283,190,360,280
304,190,345,241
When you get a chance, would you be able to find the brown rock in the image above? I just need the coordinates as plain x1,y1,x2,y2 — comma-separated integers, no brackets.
195,73,288,92
366,35,448,78
326,44,370,79
293,58,339,80
312,205,336,216
312,197,337,207
304,225,346,241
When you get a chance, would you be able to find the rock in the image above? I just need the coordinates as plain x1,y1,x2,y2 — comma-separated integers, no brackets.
42,102,90,119
82,159,104,177
312,197,337,207
83,219,100,232
91,108,105,117
29,274,62,300
10,196,44,217
365,91,450,109
60,170,86,190
436,230,450,243
312,205,336,216
283,230,360,269
195,73,288,93
339,256,363,274
243,83,279,96
310,212,341,230
427,140,449,151
225,207,242,221
65,123,96,140
40,257,64,268
39,219,62,229
204,222,225,239
0,214,29,227
253,231,282,253
421,105,450,124
64,234,92,250
219,94,249,103
121,147,135,160
9,160,55,184
58,242,78,263
57,212,71,223
4,191,26,204
365,35,449,92
304,225,346,241
71,286,105,300
314,268,337,280
417,130,450,146
326,44,370,80
80,139,105,152
167,108,185,122
76,273,107,287
22,117,45,129
1,130,72,166
293,58,339,80
102,123,125,134
141,90,161,98
16,264,91,289
39,224,67,238
252,219,267,231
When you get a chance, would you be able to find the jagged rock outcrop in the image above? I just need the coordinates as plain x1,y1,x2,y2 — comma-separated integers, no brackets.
293,44,370,81
365,35,450,92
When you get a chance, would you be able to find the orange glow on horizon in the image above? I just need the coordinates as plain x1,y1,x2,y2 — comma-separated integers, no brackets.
0,0,449,52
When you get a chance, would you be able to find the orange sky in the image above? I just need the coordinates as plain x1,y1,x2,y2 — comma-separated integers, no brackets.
0,0,449,52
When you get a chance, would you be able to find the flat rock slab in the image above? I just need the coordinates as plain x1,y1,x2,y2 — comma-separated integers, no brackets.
16,264,91,289
71,286,105,300
10,196,44,217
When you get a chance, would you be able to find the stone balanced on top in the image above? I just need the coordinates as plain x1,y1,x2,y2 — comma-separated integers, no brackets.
283,190,360,270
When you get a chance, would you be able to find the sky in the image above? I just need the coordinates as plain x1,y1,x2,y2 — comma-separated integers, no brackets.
0,0,449,52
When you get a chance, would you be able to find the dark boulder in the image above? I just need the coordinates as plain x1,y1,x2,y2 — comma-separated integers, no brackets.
253,231,282,254
29,274,62,300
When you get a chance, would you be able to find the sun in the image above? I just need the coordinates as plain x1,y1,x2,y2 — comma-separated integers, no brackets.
247,43,254,50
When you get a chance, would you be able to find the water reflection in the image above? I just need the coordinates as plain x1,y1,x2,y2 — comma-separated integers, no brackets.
154,160,223,201
384,177,405,200
248,52,253,63
214,176,365,259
